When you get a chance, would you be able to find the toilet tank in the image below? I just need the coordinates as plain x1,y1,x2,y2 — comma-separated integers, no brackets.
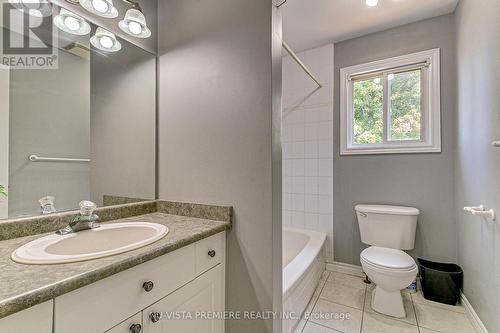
355,204,419,250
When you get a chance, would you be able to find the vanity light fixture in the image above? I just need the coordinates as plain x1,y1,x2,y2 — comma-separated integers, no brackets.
90,27,122,52
118,8,151,38
366,0,379,7
79,0,118,18
53,8,91,35
8,0,53,18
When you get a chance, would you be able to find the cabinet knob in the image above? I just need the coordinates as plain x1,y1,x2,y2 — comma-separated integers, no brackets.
150,311,161,323
129,324,142,333
142,280,154,292
208,250,216,258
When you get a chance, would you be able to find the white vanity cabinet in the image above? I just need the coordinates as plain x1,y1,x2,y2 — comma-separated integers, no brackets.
143,264,223,333
53,231,225,333
105,263,223,333
0,300,53,333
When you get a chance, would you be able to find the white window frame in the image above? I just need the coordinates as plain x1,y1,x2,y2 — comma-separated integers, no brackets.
340,48,441,155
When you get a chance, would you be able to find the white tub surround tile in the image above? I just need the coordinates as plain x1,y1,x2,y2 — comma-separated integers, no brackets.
305,159,319,177
282,44,334,263
291,211,306,229
293,159,306,176
304,213,319,231
292,194,306,210
305,178,319,195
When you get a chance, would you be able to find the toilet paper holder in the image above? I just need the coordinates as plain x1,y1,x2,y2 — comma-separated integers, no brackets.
464,205,496,221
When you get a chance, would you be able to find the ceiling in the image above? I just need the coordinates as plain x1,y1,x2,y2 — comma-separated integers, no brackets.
282,0,459,51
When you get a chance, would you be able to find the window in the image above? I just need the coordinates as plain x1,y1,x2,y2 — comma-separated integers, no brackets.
340,49,441,155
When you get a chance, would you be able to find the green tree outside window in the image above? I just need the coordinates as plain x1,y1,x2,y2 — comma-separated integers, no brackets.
353,70,422,144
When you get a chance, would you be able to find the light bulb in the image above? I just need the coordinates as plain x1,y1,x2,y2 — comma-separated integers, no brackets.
128,21,142,35
388,74,395,80
119,9,151,38
99,35,113,49
366,0,379,7
64,16,81,31
92,0,109,13
54,8,90,35
90,27,121,51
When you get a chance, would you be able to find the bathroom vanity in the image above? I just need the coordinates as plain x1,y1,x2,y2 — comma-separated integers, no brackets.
0,201,231,333
58,232,224,333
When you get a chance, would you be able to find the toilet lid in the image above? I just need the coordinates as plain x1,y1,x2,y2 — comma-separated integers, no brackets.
361,246,416,270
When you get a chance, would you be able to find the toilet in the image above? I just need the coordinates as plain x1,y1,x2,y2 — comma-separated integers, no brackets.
355,204,419,318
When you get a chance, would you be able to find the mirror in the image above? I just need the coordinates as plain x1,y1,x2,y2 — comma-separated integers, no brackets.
0,4,156,219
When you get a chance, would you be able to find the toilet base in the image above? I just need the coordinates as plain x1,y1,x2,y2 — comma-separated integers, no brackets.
371,286,406,318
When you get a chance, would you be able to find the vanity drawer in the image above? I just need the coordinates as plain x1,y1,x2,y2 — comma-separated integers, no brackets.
106,312,142,333
195,232,224,275
54,244,196,333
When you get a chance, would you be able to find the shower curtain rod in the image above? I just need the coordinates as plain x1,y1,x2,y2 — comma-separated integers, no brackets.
282,40,322,88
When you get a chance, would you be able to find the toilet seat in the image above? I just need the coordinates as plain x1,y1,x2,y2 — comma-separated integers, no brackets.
361,246,416,271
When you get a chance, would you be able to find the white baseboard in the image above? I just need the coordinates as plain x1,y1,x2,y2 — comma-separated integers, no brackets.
461,293,489,333
326,261,364,277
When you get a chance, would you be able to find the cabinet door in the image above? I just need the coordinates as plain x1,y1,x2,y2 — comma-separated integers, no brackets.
0,300,53,333
106,312,142,333
143,265,223,333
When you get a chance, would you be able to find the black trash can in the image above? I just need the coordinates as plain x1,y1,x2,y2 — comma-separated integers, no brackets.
417,258,463,305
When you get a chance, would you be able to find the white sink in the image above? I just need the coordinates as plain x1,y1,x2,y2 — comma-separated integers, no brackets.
11,222,169,265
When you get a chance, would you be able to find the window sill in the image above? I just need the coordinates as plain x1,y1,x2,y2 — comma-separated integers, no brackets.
340,145,441,155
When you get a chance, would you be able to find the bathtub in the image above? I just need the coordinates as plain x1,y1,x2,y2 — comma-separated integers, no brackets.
283,227,326,333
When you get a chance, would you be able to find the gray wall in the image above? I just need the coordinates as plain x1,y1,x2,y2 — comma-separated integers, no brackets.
157,0,279,332
333,15,457,265
90,43,156,206
455,0,500,331
8,50,90,217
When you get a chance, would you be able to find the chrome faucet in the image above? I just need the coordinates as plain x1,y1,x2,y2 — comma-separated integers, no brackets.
56,200,100,235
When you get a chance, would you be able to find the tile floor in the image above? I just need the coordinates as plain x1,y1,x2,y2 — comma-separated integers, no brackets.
294,270,476,333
